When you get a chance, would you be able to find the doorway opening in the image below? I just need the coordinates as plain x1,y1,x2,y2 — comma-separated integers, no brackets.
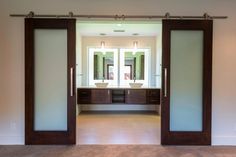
76,20,162,144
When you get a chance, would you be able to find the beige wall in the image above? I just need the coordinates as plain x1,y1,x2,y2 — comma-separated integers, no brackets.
79,36,158,86
0,0,236,145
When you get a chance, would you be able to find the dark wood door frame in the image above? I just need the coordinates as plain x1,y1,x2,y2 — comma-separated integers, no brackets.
25,18,76,144
161,20,213,145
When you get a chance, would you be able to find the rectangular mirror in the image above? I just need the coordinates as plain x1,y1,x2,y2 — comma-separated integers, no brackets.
94,51,114,80
120,48,149,86
88,48,118,86
124,52,145,80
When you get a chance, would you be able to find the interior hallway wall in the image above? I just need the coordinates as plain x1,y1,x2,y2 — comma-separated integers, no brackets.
80,36,157,87
0,0,236,145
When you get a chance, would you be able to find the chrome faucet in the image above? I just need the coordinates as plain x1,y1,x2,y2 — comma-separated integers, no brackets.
133,76,136,83
102,77,105,83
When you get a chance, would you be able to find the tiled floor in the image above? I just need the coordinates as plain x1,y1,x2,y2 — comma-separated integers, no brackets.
76,111,160,145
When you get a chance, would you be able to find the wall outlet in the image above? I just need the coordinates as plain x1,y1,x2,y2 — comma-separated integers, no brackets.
234,124,236,132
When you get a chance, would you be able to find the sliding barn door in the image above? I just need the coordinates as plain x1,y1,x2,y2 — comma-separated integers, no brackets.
25,19,76,144
161,20,212,145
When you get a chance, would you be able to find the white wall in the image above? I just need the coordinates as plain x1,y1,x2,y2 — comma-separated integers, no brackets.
0,0,236,145
76,31,82,87
156,30,162,87
80,36,158,86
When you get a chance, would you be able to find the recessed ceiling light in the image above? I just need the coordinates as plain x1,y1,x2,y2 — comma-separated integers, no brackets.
117,24,122,27
132,33,139,36
113,30,125,32
100,33,106,36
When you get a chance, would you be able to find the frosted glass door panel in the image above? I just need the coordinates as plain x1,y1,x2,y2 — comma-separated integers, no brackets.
170,31,203,131
34,29,67,131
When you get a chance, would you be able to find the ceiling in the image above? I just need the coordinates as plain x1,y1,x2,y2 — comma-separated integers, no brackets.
76,21,162,36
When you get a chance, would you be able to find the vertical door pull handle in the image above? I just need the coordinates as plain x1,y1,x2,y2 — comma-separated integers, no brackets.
70,67,74,96
164,68,167,97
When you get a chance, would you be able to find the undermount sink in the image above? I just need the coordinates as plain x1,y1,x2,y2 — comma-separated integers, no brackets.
95,82,109,88
129,83,143,88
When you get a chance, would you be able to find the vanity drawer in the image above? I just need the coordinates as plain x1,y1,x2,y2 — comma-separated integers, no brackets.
147,89,160,104
125,89,147,104
77,89,91,104
91,89,112,104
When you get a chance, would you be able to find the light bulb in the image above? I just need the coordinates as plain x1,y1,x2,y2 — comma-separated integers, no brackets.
101,41,106,55
101,41,105,49
133,41,138,55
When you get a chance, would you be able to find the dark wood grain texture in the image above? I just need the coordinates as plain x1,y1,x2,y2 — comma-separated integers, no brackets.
147,89,160,104
77,89,92,104
25,18,76,145
77,88,160,105
125,89,147,104
91,89,112,104
161,20,213,145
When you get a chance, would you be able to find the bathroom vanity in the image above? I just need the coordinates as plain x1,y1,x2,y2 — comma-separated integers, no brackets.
77,87,160,105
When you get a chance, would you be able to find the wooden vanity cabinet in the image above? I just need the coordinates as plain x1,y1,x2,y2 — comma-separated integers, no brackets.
91,89,112,104
125,89,147,104
77,88,160,105
77,89,91,104
147,89,160,104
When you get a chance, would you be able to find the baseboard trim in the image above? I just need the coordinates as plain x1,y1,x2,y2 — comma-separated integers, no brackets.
0,136,235,145
0,136,24,145
212,136,236,145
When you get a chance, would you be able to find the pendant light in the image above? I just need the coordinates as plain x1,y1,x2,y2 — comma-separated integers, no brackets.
133,41,138,55
101,41,106,55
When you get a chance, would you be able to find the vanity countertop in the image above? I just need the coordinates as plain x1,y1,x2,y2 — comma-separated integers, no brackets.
77,86,160,89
